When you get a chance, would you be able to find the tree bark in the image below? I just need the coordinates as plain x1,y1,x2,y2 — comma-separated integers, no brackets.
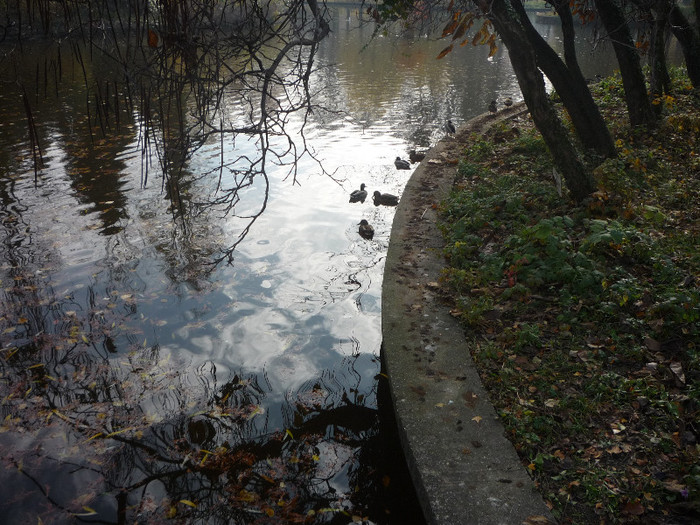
511,0,616,159
649,0,672,99
594,0,657,128
667,2,700,88
479,0,596,202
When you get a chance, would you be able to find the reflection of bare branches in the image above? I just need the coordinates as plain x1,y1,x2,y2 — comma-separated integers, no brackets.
5,0,336,266
1,284,387,523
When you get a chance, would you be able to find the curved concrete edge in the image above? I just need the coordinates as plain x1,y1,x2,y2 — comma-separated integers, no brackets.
381,107,556,525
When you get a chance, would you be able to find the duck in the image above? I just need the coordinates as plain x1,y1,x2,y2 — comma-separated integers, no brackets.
358,219,374,240
409,149,426,163
504,97,513,108
445,120,456,135
394,157,411,170
349,183,368,203
489,100,498,113
373,191,399,207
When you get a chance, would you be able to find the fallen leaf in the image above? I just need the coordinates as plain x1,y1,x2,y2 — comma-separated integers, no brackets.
623,501,644,516
471,415,483,423
463,391,478,408
670,361,685,384
644,337,661,351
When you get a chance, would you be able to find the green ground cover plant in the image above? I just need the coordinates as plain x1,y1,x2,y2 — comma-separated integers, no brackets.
439,68,700,524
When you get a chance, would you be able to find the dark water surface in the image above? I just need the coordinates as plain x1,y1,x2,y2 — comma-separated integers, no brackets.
0,6,667,524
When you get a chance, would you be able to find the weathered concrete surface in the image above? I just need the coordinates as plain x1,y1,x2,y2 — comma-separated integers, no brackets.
381,106,556,525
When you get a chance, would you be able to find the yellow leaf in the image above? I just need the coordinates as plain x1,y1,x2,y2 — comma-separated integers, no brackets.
285,429,294,440
471,415,483,423
264,508,274,517
82,335,89,343
312,454,320,461
179,499,197,508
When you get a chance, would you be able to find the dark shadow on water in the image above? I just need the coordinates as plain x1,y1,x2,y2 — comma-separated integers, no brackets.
370,366,427,525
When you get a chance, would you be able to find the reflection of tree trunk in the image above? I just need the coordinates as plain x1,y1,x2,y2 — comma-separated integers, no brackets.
594,0,657,128
481,0,596,202
511,1,616,159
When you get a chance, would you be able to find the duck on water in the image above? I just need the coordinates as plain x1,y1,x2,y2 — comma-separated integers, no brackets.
373,191,399,207
349,183,368,203
358,219,374,240
394,157,411,170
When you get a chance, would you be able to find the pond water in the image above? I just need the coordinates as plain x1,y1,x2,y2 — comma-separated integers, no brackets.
0,6,676,524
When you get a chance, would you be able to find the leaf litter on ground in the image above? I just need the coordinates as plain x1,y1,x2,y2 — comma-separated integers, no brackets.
439,68,699,524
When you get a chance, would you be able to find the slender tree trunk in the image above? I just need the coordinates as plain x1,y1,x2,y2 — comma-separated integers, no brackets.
511,1,616,159
668,2,700,88
594,0,657,127
649,0,672,99
480,0,596,202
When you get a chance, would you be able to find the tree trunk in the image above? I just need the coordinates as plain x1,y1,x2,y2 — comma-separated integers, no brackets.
594,0,657,128
511,1,616,159
480,0,596,202
649,0,672,99
668,2,700,88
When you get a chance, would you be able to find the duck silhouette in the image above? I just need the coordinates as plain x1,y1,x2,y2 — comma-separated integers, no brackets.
373,191,399,207
489,100,498,113
349,183,368,203
395,157,411,170
358,219,374,240
445,120,456,135
409,149,426,163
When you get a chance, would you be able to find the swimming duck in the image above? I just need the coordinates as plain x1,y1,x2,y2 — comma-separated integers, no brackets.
358,219,374,240
409,149,426,163
373,191,399,207
504,97,513,108
349,183,368,203
394,157,411,170
445,120,456,135
489,100,498,113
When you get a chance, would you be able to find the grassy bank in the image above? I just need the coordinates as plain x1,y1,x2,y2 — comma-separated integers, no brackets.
438,69,699,524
